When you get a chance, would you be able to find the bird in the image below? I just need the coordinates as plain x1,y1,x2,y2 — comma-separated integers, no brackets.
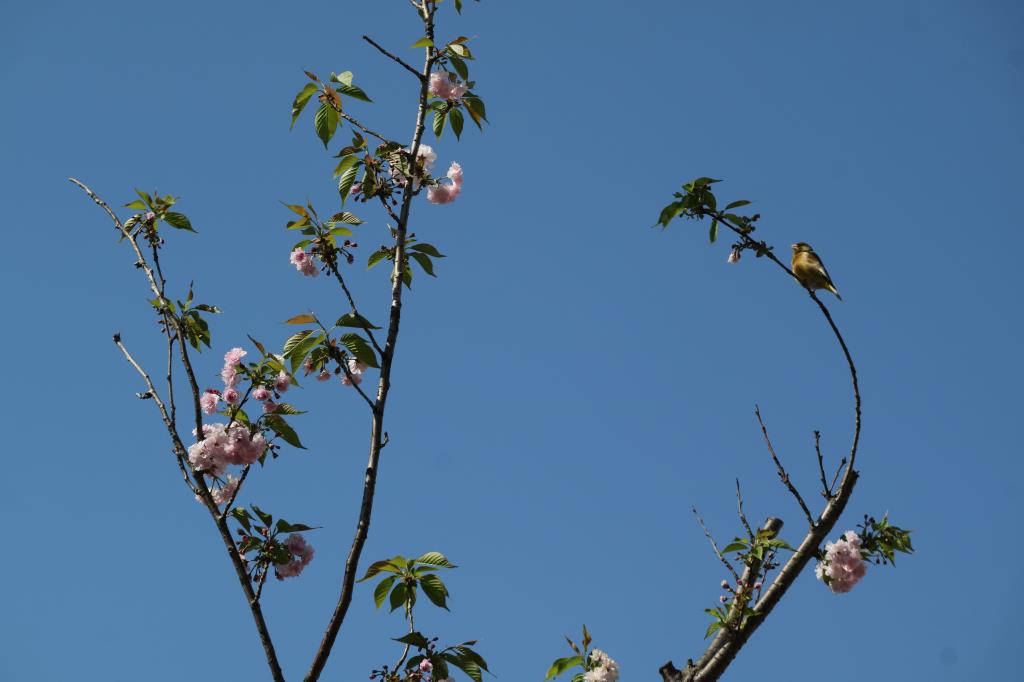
791,242,842,300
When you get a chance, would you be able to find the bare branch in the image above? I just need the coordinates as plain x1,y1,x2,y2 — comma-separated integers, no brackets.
341,112,393,144
734,479,754,540
754,406,815,527
692,506,739,583
363,34,427,80
814,430,832,498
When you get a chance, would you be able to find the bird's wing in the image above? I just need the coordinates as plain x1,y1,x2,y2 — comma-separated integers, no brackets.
809,252,836,285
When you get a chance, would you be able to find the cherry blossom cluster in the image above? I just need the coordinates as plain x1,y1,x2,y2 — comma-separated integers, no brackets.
429,72,468,101
584,649,619,682
815,530,867,593
290,247,319,277
188,422,268,477
413,660,454,682
427,161,463,205
275,533,315,580
341,357,368,386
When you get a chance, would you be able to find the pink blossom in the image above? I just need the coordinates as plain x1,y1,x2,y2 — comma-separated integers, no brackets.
200,390,220,415
262,401,277,414
274,370,291,393
419,659,434,673
427,162,464,205
223,387,240,404
816,530,867,593
753,581,763,590
290,248,319,277
211,476,239,506
252,386,271,401
220,365,239,387
276,533,315,580
224,347,247,367
727,249,741,264
429,72,468,100
341,357,368,386
350,182,362,195
317,370,331,382
720,579,729,589
144,211,156,222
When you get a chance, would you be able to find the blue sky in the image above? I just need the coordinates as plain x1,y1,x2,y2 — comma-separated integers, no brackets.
2,1,1022,680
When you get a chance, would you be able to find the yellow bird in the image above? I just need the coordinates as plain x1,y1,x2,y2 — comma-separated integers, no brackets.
791,242,842,301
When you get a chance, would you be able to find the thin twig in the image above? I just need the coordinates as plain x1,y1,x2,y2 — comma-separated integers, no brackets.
692,506,739,583
734,479,754,540
830,457,847,494
362,35,427,80
326,261,384,355
814,431,831,497
341,112,393,144
754,406,815,527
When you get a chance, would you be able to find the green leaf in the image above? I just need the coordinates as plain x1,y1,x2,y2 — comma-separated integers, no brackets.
337,163,359,205
410,243,445,258
445,654,482,682
415,551,455,567
251,505,273,526
545,656,582,680
725,199,751,210
340,333,379,368
449,55,469,80
329,211,364,225
290,82,320,129
314,102,339,149
722,542,747,553
463,94,487,122
335,312,381,330
418,573,449,610
231,507,252,533
283,329,315,357
450,107,464,139
330,70,353,86
124,199,147,210
448,43,472,59
709,219,718,243
373,575,397,608
265,415,305,449
333,154,360,179
433,109,447,138
394,631,431,649
705,620,722,639
410,252,436,277
367,248,391,269
656,201,684,227
284,313,317,325
162,212,195,232
335,83,372,103
389,581,409,612
358,559,400,582
410,36,434,48
134,189,154,209
275,519,315,533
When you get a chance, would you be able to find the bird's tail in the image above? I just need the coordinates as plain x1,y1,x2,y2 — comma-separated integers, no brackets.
827,283,842,301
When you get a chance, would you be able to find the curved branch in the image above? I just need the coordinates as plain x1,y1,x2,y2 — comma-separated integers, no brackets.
666,210,862,682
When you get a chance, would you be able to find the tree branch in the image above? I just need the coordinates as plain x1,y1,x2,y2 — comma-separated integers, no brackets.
305,7,438,681
362,34,427,81
692,506,739,584
754,406,815,527
661,210,863,681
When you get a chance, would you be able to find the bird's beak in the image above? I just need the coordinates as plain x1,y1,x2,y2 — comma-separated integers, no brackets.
790,243,798,249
